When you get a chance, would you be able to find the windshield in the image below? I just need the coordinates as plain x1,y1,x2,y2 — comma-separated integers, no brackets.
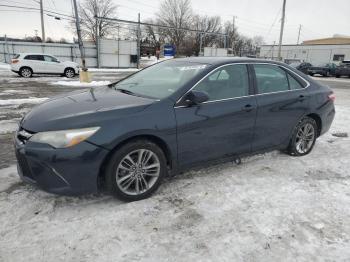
113,60,208,99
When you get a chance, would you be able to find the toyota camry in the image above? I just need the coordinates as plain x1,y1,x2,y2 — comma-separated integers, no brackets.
14,57,335,201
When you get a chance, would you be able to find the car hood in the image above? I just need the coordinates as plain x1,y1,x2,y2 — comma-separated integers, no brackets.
21,86,156,132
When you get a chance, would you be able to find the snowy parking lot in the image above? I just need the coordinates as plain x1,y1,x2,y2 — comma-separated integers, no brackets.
0,66,350,261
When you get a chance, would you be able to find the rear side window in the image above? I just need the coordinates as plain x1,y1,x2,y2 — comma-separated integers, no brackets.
254,64,289,94
24,55,44,61
194,64,249,101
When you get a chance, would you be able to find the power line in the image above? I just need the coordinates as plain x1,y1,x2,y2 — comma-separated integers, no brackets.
0,3,74,18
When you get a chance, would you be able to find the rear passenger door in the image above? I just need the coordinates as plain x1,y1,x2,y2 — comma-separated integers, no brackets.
24,55,45,73
251,64,310,151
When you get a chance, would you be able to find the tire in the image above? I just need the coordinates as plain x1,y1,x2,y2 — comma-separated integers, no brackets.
105,140,167,201
287,117,317,156
335,74,340,78
64,68,75,78
19,67,32,78
309,73,314,76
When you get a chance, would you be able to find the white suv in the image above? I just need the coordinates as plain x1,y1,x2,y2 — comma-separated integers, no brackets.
11,53,79,78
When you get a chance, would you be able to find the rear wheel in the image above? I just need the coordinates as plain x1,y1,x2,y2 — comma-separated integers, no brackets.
335,74,340,78
19,67,32,78
287,117,317,156
309,73,314,76
64,68,75,78
105,140,167,201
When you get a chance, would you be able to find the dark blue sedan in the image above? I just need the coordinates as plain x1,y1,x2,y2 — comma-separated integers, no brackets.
14,58,335,201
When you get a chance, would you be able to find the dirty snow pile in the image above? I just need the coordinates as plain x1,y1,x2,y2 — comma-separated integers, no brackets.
51,80,111,87
0,91,349,261
0,62,10,71
0,97,48,106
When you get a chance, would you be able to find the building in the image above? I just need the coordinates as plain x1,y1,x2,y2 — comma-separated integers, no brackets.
259,36,350,65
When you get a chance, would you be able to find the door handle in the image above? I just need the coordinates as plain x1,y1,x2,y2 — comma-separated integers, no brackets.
242,104,253,112
298,95,306,102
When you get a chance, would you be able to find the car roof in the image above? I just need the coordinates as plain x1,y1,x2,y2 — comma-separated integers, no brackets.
18,53,54,56
172,56,287,66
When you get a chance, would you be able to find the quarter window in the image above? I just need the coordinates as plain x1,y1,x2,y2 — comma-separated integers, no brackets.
254,64,289,94
287,74,303,90
193,64,249,101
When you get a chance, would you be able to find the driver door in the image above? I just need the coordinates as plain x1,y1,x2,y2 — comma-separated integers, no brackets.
175,64,257,168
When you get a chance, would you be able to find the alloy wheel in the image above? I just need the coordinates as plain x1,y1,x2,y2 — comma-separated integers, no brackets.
65,69,75,78
21,68,32,77
116,149,160,196
295,122,315,154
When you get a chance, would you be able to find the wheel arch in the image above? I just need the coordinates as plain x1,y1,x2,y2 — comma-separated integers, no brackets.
97,134,173,189
19,66,33,73
64,67,76,74
306,113,322,137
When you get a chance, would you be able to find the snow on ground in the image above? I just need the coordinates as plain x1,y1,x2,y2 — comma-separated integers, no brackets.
0,100,349,261
0,119,20,134
0,62,10,70
88,68,140,72
0,97,48,106
311,76,350,83
51,80,111,87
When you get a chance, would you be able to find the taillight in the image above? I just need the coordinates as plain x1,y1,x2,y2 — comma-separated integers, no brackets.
328,92,335,102
11,59,19,64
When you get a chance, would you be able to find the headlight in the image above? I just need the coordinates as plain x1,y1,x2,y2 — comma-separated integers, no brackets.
30,127,100,148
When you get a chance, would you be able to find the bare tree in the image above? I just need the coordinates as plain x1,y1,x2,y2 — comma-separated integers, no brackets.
192,15,222,55
73,0,117,42
157,0,193,50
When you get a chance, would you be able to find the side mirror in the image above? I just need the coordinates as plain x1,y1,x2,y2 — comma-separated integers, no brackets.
183,90,209,106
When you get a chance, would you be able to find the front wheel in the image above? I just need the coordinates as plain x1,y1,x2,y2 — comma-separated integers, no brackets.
287,117,317,156
105,140,167,201
64,68,75,78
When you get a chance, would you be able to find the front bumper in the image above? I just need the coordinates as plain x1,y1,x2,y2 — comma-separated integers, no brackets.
14,131,109,195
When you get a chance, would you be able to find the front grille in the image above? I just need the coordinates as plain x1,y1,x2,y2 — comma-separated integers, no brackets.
16,151,35,180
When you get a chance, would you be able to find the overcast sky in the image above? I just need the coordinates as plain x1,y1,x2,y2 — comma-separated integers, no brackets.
0,0,349,44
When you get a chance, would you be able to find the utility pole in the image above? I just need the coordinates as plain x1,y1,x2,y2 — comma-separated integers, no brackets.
40,0,45,42
137,13,141,69
72,0,87,70
297,24,302,45
277,0,286,61
95,16,100,68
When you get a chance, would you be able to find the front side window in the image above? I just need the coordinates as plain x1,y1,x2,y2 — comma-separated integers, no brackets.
254,64,289,94
44,55,58,62
193,64,249,101
113,60,208,99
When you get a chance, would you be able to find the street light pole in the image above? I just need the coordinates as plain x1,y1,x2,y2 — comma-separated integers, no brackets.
72,0,87,71
277,0,286,61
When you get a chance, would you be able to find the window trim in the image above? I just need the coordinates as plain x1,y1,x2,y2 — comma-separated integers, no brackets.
175,62,310,108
